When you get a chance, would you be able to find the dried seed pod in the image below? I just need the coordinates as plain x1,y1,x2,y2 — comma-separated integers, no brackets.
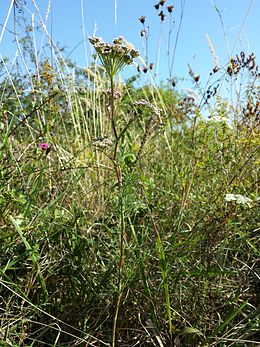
139,16,146,24
167,5,174,13
227,58,240,76
159,0,167,5
188,64,200,82
158,11,166,21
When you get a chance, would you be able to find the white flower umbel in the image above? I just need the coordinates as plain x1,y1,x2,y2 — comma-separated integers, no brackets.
224,193,253,206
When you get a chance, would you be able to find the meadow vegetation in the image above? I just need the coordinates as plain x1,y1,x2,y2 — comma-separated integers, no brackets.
0,1,259,346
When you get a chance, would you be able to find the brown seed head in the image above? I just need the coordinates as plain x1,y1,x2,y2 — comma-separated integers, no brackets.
171,79,176,87
158,11,166,21
167,5,174,13
139,16,146,24
159,0,167,5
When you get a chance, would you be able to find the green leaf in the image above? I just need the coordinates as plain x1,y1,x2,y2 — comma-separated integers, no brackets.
180,327,204,336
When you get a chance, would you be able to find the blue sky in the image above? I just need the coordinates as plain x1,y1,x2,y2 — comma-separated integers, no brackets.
0,0,259,87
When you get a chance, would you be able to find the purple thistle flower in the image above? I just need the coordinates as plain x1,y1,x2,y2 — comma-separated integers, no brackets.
39,143,50,151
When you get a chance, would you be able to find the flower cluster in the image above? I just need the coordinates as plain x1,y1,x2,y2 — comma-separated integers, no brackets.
134,100,165,129
89,37,139,79
224,194,253,206
39,143,50,151
103,89,123,100
227,52,260,78
134,99,162,117
92,136,113,149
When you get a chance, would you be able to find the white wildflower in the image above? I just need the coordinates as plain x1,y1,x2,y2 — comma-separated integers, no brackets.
224,194,237,202
224,193,253,206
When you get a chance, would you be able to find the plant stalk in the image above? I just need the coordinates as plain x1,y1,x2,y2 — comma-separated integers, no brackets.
110,75,125,347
